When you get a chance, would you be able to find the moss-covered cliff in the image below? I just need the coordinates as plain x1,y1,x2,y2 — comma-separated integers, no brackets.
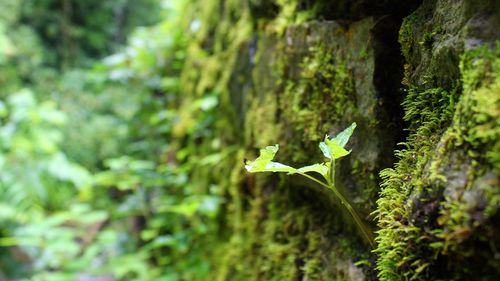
375,1,499,279
176,0,499,280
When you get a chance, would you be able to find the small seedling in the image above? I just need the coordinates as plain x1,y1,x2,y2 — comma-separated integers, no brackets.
245,123,375,248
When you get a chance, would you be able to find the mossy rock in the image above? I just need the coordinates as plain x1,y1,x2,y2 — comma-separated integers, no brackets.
375,0,500,280
178,0,499,280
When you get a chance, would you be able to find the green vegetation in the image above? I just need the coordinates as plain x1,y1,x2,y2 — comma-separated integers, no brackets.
0,0,498,280
245,123,375,248
374,43,500,281
374,2,500,278
0,0,214,279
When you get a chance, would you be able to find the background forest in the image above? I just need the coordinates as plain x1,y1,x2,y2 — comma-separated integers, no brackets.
0,0,499,281
0,0,214,279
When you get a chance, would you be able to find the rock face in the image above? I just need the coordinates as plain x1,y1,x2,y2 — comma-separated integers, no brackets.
375,1,500,280
180,0,499,280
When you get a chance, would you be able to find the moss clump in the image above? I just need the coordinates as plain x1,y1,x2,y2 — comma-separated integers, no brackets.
280,45,355,143
375,42,500,280
399,13,417,61
427,44,500,277
374,88,456,281
455,44,500,168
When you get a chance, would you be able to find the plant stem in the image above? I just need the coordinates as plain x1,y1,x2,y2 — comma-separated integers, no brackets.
329,184,375,248
330,159,336,185
298,172,331,190
297,172,375,248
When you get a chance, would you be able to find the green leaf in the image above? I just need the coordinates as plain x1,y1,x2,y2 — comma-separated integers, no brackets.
319,141,331,159
326,138,350,159
333,122,357,148
319,123,356,159
245,145,296,174
319,138,349,159
297,163,329,177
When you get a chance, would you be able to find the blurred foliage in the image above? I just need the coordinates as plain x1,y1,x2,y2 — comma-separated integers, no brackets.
0,89,90,210
19,0,160,67
0,0,225,280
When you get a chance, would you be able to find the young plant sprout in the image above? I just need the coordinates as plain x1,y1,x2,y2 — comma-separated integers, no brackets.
245,123,375,248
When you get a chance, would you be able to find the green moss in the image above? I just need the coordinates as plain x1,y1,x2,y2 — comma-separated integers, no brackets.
213,180,364,281
375,42,500,280
456,44,500,163
399,13,417,61
431,43,500,255
277,44,356,163
267,0,318,36
373,83,458,280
